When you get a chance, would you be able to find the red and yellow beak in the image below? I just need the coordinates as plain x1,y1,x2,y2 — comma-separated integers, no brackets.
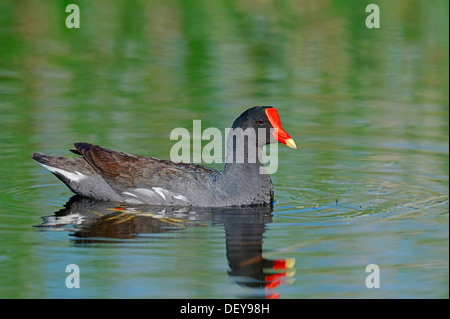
265,108,297,150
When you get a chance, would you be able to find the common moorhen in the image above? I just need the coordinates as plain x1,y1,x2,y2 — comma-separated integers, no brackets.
32,106,296,207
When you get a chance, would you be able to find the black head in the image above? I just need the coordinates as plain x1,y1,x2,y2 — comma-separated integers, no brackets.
231,106,296,149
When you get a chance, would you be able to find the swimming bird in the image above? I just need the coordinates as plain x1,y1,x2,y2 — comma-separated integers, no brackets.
32,106,296,207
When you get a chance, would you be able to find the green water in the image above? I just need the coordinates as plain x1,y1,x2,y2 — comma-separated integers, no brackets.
0,0,448,299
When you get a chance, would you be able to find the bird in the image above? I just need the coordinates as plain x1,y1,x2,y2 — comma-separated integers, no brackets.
32,106,297,207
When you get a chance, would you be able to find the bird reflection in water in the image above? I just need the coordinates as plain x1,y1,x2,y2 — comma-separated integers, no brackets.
35,196,295,298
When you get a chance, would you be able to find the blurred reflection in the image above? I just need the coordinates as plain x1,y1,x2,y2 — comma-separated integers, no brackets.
35,196,295,299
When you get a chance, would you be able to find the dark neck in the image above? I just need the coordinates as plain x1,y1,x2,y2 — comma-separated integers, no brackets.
218,131,274,205
223,133,267,176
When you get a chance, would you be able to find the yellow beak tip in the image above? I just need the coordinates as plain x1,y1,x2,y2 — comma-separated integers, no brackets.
285,139,297,150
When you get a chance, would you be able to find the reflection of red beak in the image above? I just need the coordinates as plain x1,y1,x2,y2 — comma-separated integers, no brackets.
265,108,297,149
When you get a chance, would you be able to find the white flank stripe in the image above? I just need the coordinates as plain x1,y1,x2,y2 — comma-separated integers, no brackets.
152,187,167,200
135,188,155,197
132,187,187,203
122,191,138,198
124,198,143,204
173,194,188,201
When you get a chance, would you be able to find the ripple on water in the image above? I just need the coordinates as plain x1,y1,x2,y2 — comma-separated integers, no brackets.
273,173,449,227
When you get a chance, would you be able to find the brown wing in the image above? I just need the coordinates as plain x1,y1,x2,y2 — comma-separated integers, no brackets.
74,142,218,193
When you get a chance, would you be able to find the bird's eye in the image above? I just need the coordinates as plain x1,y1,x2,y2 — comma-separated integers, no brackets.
257,118,265,125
